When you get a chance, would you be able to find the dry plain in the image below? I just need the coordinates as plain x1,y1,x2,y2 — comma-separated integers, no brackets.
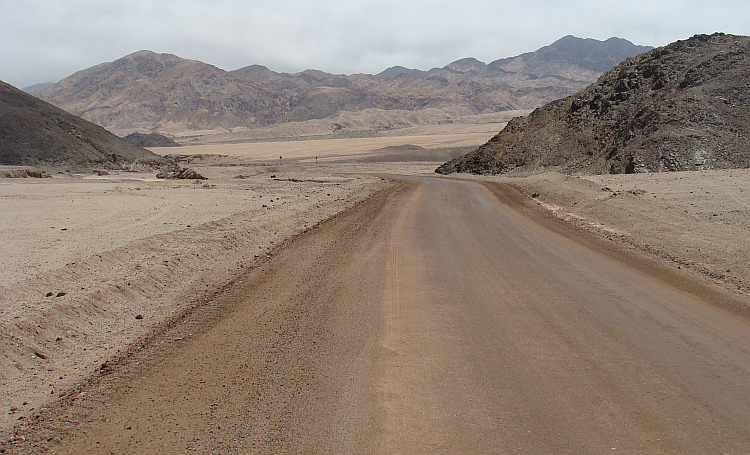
2,123,750,452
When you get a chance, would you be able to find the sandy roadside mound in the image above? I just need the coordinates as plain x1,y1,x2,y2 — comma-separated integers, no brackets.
471,170,750,298
0,164,389,436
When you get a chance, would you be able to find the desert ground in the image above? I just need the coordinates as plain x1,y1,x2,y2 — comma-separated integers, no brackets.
2,124,750,452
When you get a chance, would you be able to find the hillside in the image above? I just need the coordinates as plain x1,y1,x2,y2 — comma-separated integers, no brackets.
34,51,289,135
436,33,750,175
35,37,650,139
0,80,166,169
124,132,181,148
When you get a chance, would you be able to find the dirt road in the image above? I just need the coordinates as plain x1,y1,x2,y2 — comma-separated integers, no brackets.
11,177,750,454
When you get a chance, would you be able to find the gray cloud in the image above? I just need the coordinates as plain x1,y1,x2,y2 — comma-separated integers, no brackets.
2,0,749,88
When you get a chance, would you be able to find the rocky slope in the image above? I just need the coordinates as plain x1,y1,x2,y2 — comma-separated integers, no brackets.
124,132,181,147
0,80,166,169
437,33,750,175
34,51,289,135
35,37,650,138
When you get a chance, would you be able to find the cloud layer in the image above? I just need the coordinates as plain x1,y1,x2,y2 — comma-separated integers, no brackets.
2,0,748,88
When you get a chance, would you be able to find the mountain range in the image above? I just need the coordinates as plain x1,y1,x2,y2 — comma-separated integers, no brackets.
437,33,750,175
33,36,651,139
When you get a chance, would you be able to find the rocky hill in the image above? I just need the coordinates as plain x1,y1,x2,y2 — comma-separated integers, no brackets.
0,80,166,169
436,33,750,175
34,51,289,135
124,132,181,148
377,66,437,78
35,37,650,139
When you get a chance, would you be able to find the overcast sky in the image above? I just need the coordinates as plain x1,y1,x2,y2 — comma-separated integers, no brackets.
2,0,749,89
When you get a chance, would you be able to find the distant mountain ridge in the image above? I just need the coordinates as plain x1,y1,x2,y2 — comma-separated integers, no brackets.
22,82,54,93
34,36,652,138
489,36,652,78
436,33,750,175
377,66,438,78
376,36,651,79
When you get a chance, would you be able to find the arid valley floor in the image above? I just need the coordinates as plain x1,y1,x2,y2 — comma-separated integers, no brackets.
2,123,750,453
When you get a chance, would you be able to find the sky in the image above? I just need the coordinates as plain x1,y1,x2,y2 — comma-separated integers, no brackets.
2,0,749,89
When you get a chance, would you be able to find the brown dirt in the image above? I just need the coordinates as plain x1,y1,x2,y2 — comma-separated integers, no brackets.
3,176,750,454
0,163,388,440
2,135,750,453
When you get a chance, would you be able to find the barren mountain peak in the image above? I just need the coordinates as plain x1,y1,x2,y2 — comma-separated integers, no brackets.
300,68,334,78
489,35,652,78
445,57,487,73
244,64,272,71
115,49,216,70
377,66,431,78
128,49,159,57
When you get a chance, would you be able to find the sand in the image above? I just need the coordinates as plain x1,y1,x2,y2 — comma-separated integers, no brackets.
2,132,750,443
150,126,507,163
0,162,388,435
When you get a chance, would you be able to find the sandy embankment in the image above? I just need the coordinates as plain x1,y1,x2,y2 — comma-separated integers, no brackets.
0,163,389,435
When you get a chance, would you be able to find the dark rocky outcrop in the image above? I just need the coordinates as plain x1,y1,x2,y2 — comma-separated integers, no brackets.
437,33,750,175
156,166,206,180
0,80,168,169
124,132,181,147
0,168,51,178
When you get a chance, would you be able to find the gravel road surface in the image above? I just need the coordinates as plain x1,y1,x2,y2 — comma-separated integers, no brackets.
11,177,750,454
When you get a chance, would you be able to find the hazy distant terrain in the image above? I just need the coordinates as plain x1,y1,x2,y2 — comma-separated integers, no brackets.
22,82,54,93
438,33,750,175
33,36,650,140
